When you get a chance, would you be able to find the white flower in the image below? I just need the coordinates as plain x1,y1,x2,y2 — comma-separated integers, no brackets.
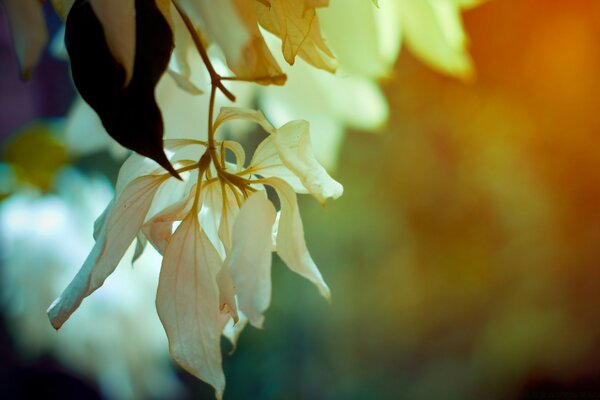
47,107,342,399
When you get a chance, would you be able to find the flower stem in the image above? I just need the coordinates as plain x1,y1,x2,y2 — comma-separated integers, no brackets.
172,1,235,102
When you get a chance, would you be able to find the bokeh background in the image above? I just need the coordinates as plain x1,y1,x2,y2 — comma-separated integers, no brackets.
3,0,600,399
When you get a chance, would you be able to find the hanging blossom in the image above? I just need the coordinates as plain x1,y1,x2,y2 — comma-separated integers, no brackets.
47,106,342,398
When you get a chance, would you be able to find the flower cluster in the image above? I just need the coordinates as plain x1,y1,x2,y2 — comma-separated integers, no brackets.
47,107,342,398
1,0,484,397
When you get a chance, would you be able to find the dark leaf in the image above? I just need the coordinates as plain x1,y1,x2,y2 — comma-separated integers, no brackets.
66,0,180,178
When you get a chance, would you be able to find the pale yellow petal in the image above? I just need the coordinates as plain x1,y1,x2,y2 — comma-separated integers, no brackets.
224,191,276,328
213,107,275,134
90,0,136,85
249,136,307,193
215,266,239,323
267,178,330,299
223,312,248,350
273,120,343,204
156,213,226,399
218,184,241,254
256,0,336,72
141,184,196,255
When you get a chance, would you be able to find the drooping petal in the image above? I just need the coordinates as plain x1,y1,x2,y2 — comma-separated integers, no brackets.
224,191,276,328
223,311,248,351
156,213,226,399
215,266,239,323
217,184,241,255
272,120,343,204
141,184,196,255
89,0,136,85
256,0,337,72
2,0,48,80
180,0,285,84
267,178,330,299
199,182,227,257
48,175,165,329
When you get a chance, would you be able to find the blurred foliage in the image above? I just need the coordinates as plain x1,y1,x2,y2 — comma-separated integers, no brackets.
2,122,68,193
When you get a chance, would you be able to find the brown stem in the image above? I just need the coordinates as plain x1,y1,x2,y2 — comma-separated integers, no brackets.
172,1,236,102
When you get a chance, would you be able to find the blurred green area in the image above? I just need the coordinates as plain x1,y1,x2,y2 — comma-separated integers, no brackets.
219,1,600,399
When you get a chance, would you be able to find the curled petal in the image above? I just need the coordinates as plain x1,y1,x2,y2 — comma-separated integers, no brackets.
223,311,248,351
213,107,274,134
273,120,343,204
250,136,307,193
266,178,331,299
48,175,165,329
156,213,226,399
224,191,276,328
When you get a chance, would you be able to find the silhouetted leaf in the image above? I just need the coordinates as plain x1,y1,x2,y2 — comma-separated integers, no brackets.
65,0,180,178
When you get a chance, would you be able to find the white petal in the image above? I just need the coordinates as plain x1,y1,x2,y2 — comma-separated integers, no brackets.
156,213,226,399
48,175,164,329
223,311,248,351
213,107,275,134
218,185,241,255
90,0,136,85
199,182,227,257
224,191,276,328
274,120,343,204
3,0,48,80
216,266,239,323
141,184,196,255
249,136,307,194
267,178,330,299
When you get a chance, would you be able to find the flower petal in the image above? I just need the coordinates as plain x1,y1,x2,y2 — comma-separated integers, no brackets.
141,184,196,255
89,0,136,85
401,0,474,80
217,185,241,255
223,311,248,351
267,178,330,299
224,191,276,328
48,175,165,329
273,120,343,204
250,135,307,193
216,266,239,323
213,107,274,134
3,0,48,80
156,213,226,399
